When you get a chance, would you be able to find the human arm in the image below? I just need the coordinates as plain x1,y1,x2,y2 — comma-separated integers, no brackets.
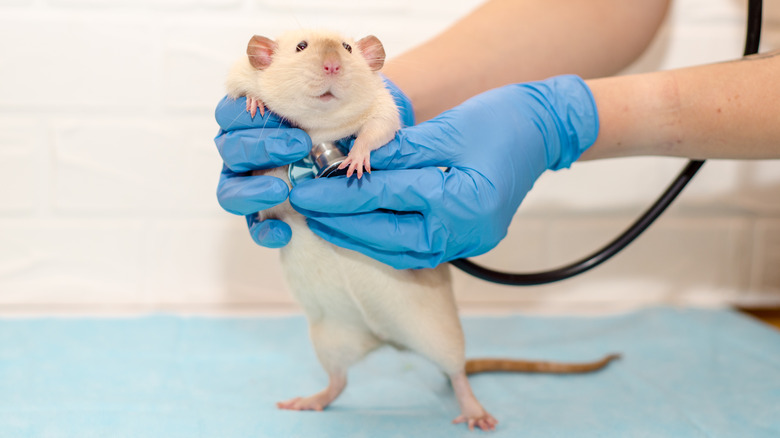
383,0,670,122
582,50,780,160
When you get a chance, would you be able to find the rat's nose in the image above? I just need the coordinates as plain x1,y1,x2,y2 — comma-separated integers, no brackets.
323,60,341,75
322,53,341,75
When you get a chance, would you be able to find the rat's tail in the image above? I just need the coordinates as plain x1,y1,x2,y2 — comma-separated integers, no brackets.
465,353,621,375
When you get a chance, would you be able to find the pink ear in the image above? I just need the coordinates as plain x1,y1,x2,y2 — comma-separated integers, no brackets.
356,35,385,71
247,35,276,70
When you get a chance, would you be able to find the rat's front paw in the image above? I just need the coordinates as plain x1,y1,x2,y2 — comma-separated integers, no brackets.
246,96,265,118
338,148,371,179
453,410,498,431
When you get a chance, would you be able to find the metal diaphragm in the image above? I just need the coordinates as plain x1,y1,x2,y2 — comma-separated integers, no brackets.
288,141,349,186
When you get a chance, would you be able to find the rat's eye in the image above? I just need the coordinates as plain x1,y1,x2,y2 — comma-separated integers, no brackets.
342,42,352,53
296,41,308,52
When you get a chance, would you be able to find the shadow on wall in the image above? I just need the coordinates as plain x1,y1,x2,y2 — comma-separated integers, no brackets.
521,179,779,300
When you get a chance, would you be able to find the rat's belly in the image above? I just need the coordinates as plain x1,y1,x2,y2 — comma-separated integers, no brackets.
279,216,379,326
276,211,457,346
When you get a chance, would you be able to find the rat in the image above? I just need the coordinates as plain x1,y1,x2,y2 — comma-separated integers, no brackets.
225,29,620,432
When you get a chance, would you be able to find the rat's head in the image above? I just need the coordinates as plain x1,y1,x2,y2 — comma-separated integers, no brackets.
247,29,386,127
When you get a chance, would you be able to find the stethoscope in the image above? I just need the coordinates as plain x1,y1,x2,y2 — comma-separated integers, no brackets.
289,0,763,285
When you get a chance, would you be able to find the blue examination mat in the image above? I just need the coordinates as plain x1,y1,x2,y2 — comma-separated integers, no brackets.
1,307,778,437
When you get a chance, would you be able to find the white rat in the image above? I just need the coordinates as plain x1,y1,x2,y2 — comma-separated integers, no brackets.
225,29,618,432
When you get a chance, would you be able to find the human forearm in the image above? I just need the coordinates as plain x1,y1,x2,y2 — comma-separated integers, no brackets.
582,51,780,161
383,0,669,122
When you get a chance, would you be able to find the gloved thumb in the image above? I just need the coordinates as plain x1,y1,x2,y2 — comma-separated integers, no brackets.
369,120,458,170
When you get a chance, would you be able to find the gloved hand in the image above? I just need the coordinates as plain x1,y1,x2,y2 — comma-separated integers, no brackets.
289,75,599,269
214,98,310,247
214,77,413,247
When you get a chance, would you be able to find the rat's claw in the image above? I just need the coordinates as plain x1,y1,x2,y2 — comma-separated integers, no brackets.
340,156,363,178
277,393,333,411
246,97,265,119
362,156,371,175
478,416,498,431
276,397,302,410
247,99,257,119
341,150,371,179
453,413,498,431
338,157,356,178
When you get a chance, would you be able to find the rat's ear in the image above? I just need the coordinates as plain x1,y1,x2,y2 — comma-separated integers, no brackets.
247,35,276,70
356,35,385,71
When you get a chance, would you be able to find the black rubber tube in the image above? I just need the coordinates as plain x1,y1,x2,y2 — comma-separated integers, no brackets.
450,0,762,286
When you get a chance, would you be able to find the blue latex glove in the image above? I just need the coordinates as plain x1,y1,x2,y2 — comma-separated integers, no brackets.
214,98,311,247
214,77,413,247
289,75,599,269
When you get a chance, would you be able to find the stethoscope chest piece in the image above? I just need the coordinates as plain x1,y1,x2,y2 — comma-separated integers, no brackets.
288,141,350,186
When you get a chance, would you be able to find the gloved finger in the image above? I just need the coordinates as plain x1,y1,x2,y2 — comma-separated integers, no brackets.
306,219,441,270
301,208,443,255
215,95,287,131
247,215,292,248
215,127,311,173
369,121,460,170
217,168,290,215
289,167,448,214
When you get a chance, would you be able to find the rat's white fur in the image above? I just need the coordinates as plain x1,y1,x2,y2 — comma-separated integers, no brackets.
226,29,399,146
225,29,496,430
255,166,492,428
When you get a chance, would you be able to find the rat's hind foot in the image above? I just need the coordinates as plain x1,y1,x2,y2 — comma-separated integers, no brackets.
449,370,498,431
453,410,498,432
276,392,335,412
276,372,347,412
246,97,265,118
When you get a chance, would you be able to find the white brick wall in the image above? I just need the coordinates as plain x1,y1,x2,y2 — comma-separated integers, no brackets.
0,0,778,315
0,118,41,214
